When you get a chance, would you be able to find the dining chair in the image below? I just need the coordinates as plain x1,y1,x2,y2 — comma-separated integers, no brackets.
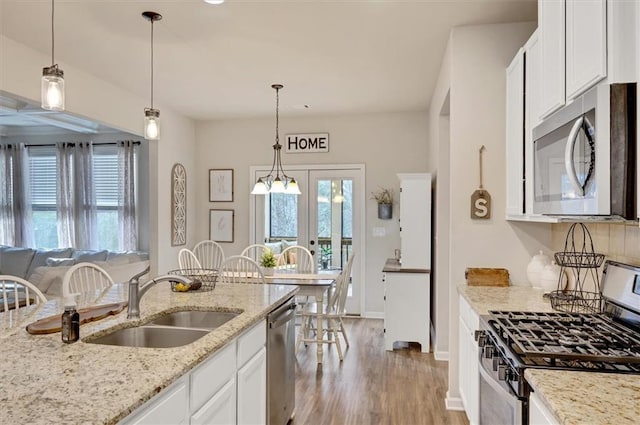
193,240,225,270
277,245,314,273
219,255,265,284
240,244,270,263
296,254,355,361
1,275,47,312
178,248,203,271
62,262,114,307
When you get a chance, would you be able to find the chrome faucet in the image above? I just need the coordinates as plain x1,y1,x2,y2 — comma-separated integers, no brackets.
127,267,192,319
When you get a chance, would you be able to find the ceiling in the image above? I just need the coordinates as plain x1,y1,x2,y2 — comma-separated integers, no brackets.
0,0,537,127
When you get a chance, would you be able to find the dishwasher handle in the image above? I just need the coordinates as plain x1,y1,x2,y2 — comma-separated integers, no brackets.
269,303,297,329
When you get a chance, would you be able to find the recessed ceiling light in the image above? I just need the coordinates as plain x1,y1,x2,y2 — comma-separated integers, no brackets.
204,0,225,4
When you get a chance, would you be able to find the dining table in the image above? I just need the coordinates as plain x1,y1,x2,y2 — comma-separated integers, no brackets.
265,271,340,364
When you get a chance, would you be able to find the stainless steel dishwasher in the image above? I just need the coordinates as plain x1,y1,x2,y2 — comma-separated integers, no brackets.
267,296,296,425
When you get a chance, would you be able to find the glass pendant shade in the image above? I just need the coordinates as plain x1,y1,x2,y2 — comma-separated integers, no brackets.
251,178,269,195
270,178,286,193
285,178,301,195
144,108,160,140
41,67,65,111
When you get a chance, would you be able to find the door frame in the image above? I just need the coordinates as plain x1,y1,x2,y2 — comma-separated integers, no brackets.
249,163,366,316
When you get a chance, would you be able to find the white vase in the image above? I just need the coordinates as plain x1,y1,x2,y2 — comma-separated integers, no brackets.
262,267,274,276
539,261,568,292
526,250,551,288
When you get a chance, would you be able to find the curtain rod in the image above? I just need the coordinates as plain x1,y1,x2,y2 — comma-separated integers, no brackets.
12,141,142,148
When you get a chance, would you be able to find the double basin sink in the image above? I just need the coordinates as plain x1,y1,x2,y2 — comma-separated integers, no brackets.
86,310,240,349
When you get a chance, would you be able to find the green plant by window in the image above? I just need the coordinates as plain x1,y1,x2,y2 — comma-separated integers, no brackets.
260,249,277,268
320,246,332,261
371,187,394,205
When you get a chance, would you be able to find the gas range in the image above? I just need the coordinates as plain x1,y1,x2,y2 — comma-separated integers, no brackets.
476,261,640,424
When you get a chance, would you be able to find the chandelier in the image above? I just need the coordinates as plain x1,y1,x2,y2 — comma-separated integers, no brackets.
251,84,301,195
142,11,162,140
41,0,65,111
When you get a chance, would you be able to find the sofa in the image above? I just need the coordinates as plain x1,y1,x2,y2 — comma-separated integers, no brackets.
0,246,149,298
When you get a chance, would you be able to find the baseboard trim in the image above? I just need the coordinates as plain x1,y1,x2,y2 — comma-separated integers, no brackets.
363,311,384,319
445,393,465,411
434,350,449,361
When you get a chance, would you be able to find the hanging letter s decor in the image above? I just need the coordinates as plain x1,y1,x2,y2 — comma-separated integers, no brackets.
171,163,187,246
471,145,491,219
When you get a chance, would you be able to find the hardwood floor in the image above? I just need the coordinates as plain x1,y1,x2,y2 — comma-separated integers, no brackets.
293,318,469,425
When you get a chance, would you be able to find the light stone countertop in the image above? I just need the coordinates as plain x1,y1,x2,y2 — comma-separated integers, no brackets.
525,369,640,425
0,282,297,425
457,284,639,425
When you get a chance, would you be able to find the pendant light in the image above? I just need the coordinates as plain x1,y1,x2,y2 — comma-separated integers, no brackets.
41,0,64,111
252,84,301,196
142,11,162,140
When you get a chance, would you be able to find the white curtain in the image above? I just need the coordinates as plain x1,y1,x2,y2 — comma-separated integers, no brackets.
117,140,138,250
0,144,33,247
56,142,97,249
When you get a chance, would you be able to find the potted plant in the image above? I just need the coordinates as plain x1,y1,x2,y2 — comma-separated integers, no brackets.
260,248,277,276
371,187,394,219
320,246,332,270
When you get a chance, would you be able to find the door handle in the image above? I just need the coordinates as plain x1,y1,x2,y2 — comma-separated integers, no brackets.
564,116,586,197
310,250,315,255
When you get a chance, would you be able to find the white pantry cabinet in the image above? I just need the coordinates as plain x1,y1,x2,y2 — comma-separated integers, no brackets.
458,295,480,425
529,391,560,425
398,173,431,269
505,48,525,217
121,320,266,425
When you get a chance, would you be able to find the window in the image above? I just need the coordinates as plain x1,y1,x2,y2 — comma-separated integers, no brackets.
269,193,297,239
29,147,58,248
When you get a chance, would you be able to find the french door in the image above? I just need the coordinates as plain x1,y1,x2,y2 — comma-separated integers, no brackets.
250,165,364,315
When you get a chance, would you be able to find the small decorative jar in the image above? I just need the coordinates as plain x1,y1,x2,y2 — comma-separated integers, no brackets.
526,250,551,288
539,261,568,292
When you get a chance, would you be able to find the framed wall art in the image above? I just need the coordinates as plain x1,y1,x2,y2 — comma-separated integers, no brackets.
209,209,234,242
209,169,234,202
171,163,187,246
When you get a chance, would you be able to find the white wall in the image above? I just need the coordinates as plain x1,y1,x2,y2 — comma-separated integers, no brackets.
427,22,555,408
0,35,198,275
195,112,428,315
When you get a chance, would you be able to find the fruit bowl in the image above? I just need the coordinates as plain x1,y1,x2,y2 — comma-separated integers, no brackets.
168,269,218,292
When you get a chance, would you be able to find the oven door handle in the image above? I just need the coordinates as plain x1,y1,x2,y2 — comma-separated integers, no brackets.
478,354,520,400
564,115,586,197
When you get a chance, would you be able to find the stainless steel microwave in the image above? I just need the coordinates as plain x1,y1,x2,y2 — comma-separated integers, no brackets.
532,83,636,218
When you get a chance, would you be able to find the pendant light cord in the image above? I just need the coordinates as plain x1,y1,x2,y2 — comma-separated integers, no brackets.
150,19,154,109
51,0,55,65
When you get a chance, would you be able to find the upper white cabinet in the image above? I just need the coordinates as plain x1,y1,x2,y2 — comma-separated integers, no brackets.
565,0,607,101
505,48,525,217
538,0,566,119
524,30,540,215
398,173,431,270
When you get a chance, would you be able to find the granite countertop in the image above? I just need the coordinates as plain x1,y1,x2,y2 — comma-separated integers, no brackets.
458,284,639,424
525,369,640,425
0,282,297,425
382,258,430,274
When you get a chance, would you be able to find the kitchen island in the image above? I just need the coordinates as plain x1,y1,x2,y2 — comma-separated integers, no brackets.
458,284,640,425
0,282,297,424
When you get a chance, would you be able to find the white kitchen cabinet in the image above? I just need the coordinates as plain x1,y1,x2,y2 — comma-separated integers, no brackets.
458,295,480,425
191,377,237,425
505,48,525,217
524,30,540,215
538,0,565,119
383,270,430,353
398,173,431,270
123,377,189,425
565,0,607,101
529,391,560,425
237,347,267,425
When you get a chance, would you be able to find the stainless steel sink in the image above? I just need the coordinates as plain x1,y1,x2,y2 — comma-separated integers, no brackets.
86,326,209,348
147,310,239,330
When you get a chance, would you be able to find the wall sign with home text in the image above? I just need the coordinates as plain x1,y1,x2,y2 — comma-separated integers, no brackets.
284,133,329,153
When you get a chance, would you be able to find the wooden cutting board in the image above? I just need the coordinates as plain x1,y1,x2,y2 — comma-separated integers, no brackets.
465,268,510,287
26,301,128,335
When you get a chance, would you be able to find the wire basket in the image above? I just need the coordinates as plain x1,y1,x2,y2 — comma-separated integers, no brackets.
548,290,603,314
554,252,604,268
167,269,218,292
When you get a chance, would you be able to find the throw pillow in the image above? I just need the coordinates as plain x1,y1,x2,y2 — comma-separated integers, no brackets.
72,250,109,262
45,257,76,267
265,242,283,255
0,247,36,278
26,247,74,278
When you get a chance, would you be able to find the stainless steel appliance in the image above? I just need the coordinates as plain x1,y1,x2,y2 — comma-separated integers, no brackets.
267,297,296,425
532,83,636,217
477,261,640,425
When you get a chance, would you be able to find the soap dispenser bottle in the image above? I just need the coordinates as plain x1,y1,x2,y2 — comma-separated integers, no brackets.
61,297,80,344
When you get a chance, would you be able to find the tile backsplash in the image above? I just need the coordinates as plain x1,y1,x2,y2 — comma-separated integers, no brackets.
551,222,640,266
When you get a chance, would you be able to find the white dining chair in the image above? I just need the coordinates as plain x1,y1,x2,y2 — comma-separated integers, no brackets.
277,245,314,273
219,255,265,284
296,254,355,361
193,240,225,270
178,248,202,271
240,244,270,263
62,262,114,307
1,275,47,312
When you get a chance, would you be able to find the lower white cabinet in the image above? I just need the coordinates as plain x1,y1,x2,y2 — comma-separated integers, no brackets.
529,391,559,425
383,271,430,353
237,347,267,425
120,320,266,425
458,295,480,425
